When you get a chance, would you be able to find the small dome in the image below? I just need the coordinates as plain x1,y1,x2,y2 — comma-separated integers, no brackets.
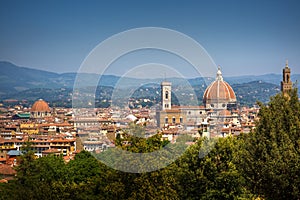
31,99,50,112
203,67,236,104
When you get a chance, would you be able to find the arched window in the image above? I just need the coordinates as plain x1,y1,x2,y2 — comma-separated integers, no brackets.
165,91,169,99
287,74,290,82
165,117,168,124
172,117,176,124
180,117,183,123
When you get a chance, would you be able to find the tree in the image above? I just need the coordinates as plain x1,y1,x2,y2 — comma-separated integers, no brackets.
174,137,249,199
2,154,69,199
67,150,102,183
236,89,300,199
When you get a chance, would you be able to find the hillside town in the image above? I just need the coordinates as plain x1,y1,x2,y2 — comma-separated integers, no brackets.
0,63,294,183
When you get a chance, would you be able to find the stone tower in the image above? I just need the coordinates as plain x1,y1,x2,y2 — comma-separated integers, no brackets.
161,81,171,110
281,60,293,94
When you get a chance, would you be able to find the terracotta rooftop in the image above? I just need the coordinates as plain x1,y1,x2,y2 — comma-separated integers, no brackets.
0,164,16,175
42,148,60,153
31,99,50,112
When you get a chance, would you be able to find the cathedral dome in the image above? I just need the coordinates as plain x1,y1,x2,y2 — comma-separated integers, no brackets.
203,67,236,109
31,99,50,112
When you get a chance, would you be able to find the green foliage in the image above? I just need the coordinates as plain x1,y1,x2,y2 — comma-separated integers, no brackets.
98,123,185,173
236,89,300,199
115,123,170,153
67,151,101,183
1,136,249,199
173,137,249,199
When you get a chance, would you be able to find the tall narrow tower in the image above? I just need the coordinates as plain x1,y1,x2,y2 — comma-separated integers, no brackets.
281,60,293,94
161,81,171,110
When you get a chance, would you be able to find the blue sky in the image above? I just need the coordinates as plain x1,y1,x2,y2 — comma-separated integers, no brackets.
0,0,300,77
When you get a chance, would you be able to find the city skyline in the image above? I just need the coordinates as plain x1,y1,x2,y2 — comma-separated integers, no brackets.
0,0,300,77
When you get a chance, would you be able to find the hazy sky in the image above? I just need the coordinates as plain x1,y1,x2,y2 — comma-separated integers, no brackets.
0,0,300,77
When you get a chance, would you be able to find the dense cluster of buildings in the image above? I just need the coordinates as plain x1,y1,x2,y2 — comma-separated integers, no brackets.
156,67,257,140
0,100,76,158
0,62,295,182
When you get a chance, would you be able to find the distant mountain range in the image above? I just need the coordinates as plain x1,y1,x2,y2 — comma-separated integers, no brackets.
0,61,299,106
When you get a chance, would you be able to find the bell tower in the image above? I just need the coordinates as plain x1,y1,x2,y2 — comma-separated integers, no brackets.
281,60,293,94
161,81,171,110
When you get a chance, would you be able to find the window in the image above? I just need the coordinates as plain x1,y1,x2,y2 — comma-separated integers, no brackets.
211,104,214,108
180,117,183,123
172,117,176,124
165,91,169,99
165,117,168,124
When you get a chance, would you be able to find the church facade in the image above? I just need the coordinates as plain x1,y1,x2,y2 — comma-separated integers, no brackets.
156,67,239,138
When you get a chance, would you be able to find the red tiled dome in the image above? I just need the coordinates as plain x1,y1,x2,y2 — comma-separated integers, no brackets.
203,68,236,104
31,99,50,112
